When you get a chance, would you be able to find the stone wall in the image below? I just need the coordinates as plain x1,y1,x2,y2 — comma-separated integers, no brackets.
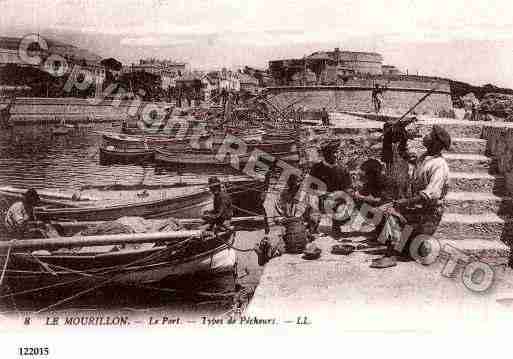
267,77,452,116
482,124,513,195
0,97,172,124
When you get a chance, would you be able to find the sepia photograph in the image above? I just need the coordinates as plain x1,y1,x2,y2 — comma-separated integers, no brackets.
1,0,513,356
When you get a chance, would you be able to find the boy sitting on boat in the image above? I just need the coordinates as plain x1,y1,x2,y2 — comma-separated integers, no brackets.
202,176,234,233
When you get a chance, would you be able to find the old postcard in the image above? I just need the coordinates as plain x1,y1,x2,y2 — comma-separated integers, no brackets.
1,0,513,357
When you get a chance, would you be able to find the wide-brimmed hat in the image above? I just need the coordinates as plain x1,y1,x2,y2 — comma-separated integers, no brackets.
303,242,322,260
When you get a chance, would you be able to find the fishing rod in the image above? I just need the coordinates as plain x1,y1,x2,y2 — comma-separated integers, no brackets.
391,84,441,127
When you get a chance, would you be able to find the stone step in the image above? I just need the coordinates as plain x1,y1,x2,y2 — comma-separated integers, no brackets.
436,239,510,264
444,192,513,215
434,213,512,241
449,172,506,194
416,119,484,138
447,137,487,154
444,153,496,173
410,137,487,155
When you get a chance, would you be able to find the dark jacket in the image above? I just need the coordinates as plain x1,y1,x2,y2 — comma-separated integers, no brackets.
211,190,233,224
309,162,352,192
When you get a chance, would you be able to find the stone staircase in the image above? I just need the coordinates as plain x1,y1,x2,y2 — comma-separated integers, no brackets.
415,119,512,262
316,114,512,262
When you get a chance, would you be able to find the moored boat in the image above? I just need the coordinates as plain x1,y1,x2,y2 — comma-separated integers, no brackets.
99,146,155,164
154,148,300,167
0,229,237,308
32,178,266,222
52,127,71,135
101,131,295,158
101,132,213,152
34,187,213,222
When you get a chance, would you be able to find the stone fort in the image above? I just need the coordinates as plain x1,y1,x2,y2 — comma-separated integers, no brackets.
268,48,453,116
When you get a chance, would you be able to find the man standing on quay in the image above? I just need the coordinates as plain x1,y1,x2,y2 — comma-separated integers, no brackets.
373,125,451,268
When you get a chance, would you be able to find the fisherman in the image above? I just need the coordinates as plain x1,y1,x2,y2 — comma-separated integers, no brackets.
372,125,451,268
265,173,320,236
352,159,391,208
320,107,330,126
202,176,233,233
471,101,480,121
4,188,42,238
157,106,173,133
121,118,128,133
349,158,394,238
372,84,386,114
0,96,14,128
257,173,320,265
381,116,418,199
309,139,352,237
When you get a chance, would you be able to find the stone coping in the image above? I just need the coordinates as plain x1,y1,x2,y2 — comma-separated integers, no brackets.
267,85,451,94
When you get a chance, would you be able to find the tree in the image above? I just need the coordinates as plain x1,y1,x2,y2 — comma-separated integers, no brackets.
117,71,161,101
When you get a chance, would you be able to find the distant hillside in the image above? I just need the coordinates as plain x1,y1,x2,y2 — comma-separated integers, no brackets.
448,79,513,102
0,36,102,63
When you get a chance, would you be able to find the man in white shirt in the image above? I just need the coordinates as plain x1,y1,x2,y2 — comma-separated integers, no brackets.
372,125,451,268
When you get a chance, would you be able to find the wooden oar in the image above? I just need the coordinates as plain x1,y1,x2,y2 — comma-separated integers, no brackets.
50,216,266,234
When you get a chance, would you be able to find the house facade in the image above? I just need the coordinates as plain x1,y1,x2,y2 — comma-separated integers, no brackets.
123,58,189,90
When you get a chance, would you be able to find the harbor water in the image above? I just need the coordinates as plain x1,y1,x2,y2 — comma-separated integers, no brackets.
0,123,265,314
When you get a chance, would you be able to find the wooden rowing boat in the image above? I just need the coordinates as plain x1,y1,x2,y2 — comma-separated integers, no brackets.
32,179,266,222
101,132,214,156
52,127,71,135
34,187,213,222
99,146,155,164
154,148,300,167
0,229,237,307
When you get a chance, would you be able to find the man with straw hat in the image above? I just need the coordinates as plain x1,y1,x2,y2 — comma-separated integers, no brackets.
372,125,451,268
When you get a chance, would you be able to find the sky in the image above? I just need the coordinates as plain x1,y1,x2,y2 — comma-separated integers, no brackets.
1,0,513,87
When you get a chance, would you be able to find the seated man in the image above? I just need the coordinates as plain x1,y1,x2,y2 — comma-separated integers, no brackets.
347,158,397,241
267,173,320,236
4,188,45,239
309,139,352,237
352,159,390,207
258,173,320,265
202,176,233,233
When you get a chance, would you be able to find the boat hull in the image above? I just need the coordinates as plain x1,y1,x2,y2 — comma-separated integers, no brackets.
99,146,155,165
0,232,237,308
154,148,299,167
35,188,212,222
